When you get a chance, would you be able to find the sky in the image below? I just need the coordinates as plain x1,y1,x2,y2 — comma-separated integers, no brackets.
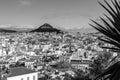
0,0,108,29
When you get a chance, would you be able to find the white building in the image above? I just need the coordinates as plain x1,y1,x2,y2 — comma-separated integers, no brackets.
69,53,92,70
25,59,35,70
6,67,38,80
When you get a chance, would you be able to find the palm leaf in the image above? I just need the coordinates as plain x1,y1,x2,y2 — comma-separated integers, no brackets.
94,61,120,80
89,0,120,80
90,0,120,51
112,68,120,80
110,62,120,80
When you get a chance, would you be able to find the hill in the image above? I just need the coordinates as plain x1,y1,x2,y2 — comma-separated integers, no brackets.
30,23,63,33
0,28,16,33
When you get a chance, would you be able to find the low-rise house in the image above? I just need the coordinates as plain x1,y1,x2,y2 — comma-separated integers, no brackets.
25,59,35,70
33,62,44,71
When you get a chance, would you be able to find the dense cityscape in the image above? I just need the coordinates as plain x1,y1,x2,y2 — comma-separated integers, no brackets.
0,0,120,80
0,23,117,80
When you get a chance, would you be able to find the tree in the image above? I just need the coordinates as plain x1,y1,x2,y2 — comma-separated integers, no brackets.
63,73,74,80
68,68,90,80
73,69,90,80
89,52,112,79
90,0,120,80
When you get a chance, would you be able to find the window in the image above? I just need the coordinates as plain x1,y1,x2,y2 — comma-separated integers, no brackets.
33,76,35,80
21,78,23,80
27,77,29,80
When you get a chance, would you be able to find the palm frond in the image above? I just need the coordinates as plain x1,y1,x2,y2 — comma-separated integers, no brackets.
94,61,120,80
90,0,120,51
90,0,120,80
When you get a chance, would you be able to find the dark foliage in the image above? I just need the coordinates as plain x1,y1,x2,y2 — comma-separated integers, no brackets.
89,52,112,79
90,0,120,80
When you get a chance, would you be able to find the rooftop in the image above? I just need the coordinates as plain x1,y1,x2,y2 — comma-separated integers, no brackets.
70,59,92,64
7,67,37,77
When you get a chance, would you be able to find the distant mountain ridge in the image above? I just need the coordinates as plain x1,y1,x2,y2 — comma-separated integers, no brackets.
67,27,97,34
0,28,16,32
0,23,97,33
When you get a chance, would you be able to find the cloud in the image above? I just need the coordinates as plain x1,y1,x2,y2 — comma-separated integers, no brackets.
18,0,32,6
